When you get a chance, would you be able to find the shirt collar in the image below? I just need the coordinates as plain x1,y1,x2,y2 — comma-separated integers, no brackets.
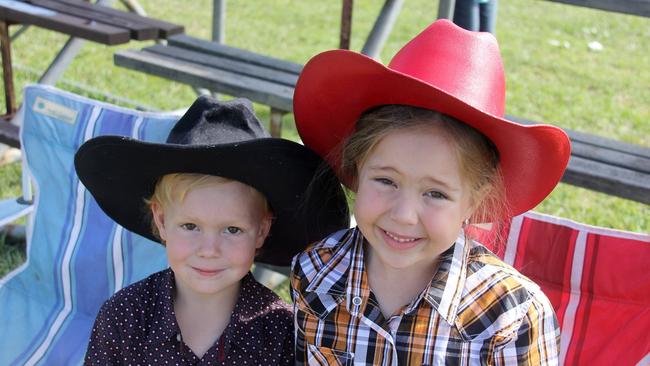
146,270,268,350
302,227,470,324
222,272,268,351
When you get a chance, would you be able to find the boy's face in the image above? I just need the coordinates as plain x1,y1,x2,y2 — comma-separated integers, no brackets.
354,126,475,274
151,180,271,298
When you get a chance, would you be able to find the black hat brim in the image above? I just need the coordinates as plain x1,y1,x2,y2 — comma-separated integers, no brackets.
74,136,350,266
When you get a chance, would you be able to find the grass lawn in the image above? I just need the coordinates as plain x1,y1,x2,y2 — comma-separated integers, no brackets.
0,0,648,277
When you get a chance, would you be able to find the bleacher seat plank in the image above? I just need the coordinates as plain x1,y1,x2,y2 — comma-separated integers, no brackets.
0,122,19,148
545,0,650,17
33,0,183,37
145,44,298,87
114,49,294,112
26,0,159,40
0,3,130,44
168,34,303,74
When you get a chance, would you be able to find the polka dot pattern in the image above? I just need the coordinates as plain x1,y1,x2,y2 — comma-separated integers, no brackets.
84,269,294,365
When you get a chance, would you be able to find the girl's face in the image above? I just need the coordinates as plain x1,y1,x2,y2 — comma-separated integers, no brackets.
151,181,271,300
354,126,476,272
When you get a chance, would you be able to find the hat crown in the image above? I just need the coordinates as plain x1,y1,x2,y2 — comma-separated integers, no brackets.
167,96,270,146
388,19,505,117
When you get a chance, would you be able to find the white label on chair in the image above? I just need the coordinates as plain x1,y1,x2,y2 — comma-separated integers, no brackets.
33,97,78,125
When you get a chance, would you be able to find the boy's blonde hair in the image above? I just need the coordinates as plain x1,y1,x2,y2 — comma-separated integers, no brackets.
145,173,271,242
341,105,510,245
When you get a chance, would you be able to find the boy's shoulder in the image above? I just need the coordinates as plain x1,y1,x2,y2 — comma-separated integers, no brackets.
455,242,555,341
236,274,293,331
99,268,170,317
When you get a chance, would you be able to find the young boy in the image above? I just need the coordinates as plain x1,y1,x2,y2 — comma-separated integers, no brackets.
75,96,349,365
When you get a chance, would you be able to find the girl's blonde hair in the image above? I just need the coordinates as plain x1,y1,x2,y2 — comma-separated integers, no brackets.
341,105,510,246
145,173,270,242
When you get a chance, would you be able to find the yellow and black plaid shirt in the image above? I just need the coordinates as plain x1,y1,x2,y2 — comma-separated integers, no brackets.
291,228,560,365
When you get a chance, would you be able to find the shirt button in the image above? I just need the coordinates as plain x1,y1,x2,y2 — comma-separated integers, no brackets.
352,296,362,306
176,333,182,342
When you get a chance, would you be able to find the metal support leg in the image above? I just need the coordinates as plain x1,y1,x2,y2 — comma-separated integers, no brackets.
213,0,225,43
340,0,353,49
120,0,147,16
270,108,284,138
437,0,457,20
0,21,16,119
360,0,404,58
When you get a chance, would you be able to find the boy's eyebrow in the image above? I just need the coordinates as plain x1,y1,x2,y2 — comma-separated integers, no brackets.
367,165,457,191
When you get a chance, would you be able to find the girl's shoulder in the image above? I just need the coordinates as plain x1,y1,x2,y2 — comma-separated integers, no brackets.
456,242,556,341
292,227,356,270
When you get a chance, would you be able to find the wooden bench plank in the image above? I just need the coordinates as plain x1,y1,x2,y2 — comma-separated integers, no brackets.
563,155,650,204
507,115,650,174
25,0,159,40
48,0,183,37
543,0,650,18
144,44,298,87
0,121,19,148
167,34,303,74
0,3,130,44
114,49,294,111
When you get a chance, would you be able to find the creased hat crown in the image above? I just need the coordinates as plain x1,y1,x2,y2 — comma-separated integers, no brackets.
167,96,270,146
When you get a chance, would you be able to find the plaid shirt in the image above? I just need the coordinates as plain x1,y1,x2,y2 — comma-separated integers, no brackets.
291,228,560,365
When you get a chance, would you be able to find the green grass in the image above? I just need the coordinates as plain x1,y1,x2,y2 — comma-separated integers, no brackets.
0,1,648,277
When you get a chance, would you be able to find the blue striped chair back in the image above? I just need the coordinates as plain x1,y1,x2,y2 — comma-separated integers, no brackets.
0,85,177,366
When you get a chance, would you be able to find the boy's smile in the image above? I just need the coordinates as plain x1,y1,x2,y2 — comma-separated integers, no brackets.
354,126,476,273
152,180,271,299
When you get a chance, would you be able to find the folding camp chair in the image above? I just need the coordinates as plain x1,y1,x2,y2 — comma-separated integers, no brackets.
484,211,650,366
0,84,178,365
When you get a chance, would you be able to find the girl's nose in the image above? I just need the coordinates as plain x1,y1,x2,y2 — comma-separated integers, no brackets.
389,194,419,226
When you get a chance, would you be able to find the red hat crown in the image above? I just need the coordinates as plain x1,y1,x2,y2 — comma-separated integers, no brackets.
388,20,505,117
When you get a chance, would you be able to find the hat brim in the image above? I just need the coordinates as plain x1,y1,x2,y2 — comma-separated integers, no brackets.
75,136,350,266
294,50,570,215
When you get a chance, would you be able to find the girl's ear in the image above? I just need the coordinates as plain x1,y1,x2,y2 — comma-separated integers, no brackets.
255,214,273,249
151,201,167,241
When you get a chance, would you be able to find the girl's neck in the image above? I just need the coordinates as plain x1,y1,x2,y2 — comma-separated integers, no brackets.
365,248,439,318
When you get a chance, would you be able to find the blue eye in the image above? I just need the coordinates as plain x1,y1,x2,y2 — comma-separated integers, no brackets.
425,191,448,200
181,223,198,231
225,226,242,234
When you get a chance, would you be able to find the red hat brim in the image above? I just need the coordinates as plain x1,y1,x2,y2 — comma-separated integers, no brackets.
294,50,571,216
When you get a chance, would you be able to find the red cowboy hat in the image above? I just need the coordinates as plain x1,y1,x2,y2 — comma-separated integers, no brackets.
293,19,570,216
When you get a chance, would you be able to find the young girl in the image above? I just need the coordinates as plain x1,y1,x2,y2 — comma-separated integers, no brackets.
290,20,570,365
75,96,349,365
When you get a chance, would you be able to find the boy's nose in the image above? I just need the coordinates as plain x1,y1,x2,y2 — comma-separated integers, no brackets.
389,194,419,226
197,235,222,257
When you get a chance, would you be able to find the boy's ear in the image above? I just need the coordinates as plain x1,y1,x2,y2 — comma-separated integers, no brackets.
150,201,167,241
255,214,273,249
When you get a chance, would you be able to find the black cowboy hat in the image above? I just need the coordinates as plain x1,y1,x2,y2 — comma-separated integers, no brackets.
74,96,350,266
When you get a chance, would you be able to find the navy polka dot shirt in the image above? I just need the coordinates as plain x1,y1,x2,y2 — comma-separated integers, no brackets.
84,269,294,365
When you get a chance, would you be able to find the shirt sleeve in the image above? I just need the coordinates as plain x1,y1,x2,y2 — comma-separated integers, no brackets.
83,301,122,365
496,292,561,365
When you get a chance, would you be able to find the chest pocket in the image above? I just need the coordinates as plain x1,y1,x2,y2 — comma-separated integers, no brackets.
295,291,345,319
306,344,354,366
